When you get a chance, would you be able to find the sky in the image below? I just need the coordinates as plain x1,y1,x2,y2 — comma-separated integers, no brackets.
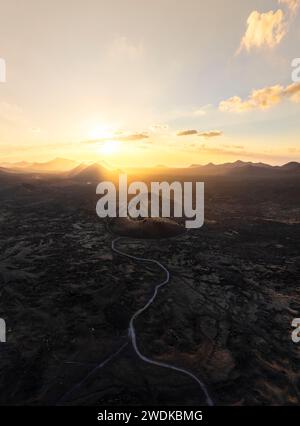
0,0,300,167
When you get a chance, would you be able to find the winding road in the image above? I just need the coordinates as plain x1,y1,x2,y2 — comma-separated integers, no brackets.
59,233,213,406
112,237,213,406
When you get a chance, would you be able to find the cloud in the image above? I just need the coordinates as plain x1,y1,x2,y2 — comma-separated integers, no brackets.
177,129,198,136
82,131,149,144
238,9,286,52
285,81,300,101
198,130,223,138
150,123,169,133
237,0,300,53
279,0,300,14
177,129,223,138
219,82,300,112
116,132,149,141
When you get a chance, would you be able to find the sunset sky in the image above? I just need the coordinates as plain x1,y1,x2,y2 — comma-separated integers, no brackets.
0,0,300,166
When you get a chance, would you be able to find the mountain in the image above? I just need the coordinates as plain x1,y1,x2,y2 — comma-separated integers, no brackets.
1,158,299,178
281,162,300,171
66,163,88,178
222,160,272,169
187,161,300,177
0,161,32,169
70,163,110,182
227,162,300,177
190,161,271,171
30,158,78,172
0,167,9,174
3,161,32,168
0,158,78,172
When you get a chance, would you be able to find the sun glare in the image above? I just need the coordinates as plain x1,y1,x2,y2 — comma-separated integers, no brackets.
100,140,121,155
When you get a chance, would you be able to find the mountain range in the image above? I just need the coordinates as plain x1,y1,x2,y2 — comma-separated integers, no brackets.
0,158,300,182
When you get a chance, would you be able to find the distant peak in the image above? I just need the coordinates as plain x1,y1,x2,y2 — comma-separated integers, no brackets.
281,161,300,169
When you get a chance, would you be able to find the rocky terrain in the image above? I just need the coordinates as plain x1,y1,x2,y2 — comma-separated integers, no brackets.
0,170,300,405
109,217,185,239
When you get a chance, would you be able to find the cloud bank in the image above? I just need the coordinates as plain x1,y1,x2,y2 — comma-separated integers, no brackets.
219,82,300,112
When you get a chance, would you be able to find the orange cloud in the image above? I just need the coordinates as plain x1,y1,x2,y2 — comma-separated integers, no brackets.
177,129,223,138
284,82,300,102
219,82,300,112
198,130,223,138
177,129,198,136
238,10,286,52
82,132,149,144
116,132,149,141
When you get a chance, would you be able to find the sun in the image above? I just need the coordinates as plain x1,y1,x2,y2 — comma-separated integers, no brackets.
86,122,121,155
100,140,121,155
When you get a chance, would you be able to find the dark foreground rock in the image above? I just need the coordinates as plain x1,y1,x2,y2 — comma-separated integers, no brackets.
0,176,299,405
